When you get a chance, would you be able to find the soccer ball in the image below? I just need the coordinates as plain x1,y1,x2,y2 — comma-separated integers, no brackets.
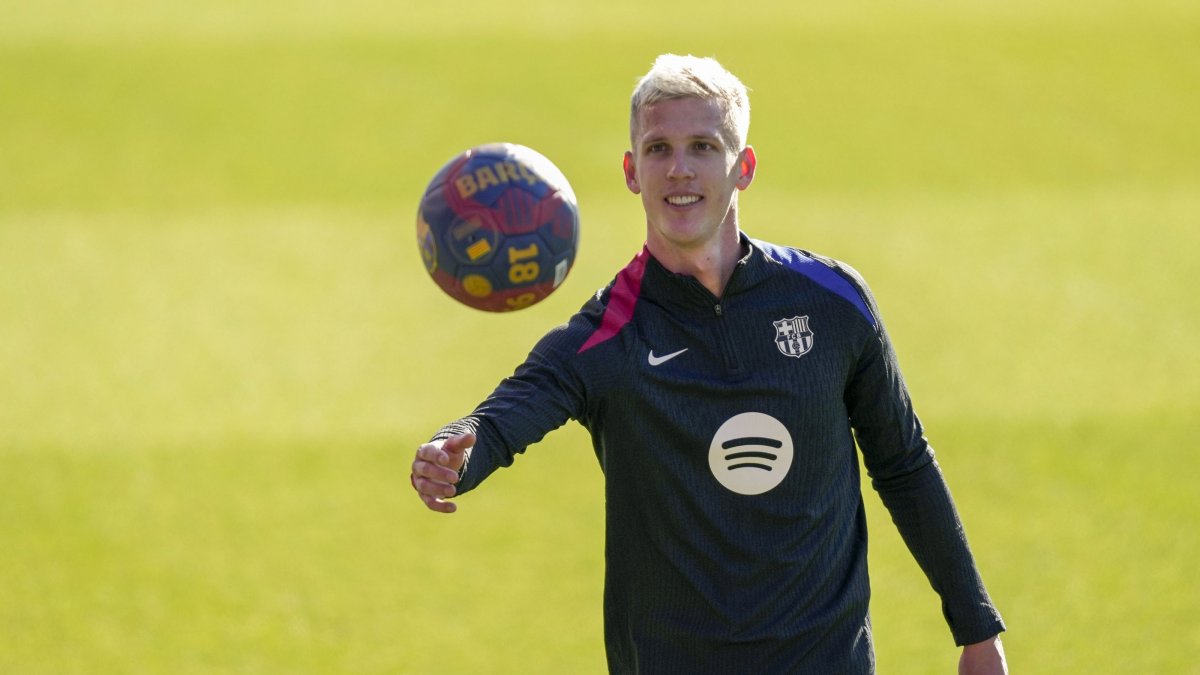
416,143,580,312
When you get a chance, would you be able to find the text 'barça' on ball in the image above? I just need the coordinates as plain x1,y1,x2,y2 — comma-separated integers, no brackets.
454,161,542,198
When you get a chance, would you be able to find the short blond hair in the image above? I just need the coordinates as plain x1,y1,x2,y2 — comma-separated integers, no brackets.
629,54,751,151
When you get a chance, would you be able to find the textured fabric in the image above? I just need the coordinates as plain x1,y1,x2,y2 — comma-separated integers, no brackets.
435,236,1004,673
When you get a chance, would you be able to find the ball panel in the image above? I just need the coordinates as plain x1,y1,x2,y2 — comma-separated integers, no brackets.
535,194,581,257
437,211,502,267
416,211,438,275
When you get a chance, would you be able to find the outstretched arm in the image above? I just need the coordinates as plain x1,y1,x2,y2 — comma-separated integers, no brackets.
410,432,474,513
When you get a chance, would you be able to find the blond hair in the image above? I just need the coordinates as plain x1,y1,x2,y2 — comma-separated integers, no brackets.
629,54,751,150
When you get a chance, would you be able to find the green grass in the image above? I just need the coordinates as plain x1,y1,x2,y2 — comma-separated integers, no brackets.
2,0,1198,672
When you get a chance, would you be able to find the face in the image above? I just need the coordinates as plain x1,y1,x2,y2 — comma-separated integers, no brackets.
624,96,756,254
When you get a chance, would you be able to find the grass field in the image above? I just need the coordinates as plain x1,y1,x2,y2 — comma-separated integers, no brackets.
2,1,1198,672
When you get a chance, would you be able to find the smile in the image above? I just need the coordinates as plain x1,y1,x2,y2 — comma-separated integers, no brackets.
666,195,702,206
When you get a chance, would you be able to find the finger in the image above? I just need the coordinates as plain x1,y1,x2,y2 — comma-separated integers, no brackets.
419,492,458,514
415,442,451,465
412,472,459,513
415,434,473,472
440,433,474,471
412,457,460,485
411,473,457,499
442,432,476,457
415,437,467,466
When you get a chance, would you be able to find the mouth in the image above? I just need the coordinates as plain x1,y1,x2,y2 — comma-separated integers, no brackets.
665,194,703,207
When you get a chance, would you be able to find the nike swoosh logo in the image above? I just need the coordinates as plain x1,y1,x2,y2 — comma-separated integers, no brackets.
647,348,688,366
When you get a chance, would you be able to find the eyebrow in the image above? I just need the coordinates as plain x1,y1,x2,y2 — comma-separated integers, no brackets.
639,133,723,148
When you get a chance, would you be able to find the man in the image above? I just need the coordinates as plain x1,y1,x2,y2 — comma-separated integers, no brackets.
411,54,1007,674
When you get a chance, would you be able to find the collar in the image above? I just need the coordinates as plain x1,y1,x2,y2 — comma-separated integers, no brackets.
641,233,772,309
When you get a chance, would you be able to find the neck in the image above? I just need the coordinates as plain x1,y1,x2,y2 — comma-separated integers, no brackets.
647,226,744,298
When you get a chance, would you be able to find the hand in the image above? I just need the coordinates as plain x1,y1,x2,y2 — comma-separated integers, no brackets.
959,635,1007,675
411,432,474,514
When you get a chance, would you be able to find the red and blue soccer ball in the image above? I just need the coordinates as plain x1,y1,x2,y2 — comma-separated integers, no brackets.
416,143,580,312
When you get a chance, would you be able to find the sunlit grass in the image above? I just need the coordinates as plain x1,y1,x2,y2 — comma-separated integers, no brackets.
1,1,1197,672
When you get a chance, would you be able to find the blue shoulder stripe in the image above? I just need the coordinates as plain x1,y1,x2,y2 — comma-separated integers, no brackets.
755,240,877,328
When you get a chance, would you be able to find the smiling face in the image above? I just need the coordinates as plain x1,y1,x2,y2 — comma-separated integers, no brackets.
624,96,756,259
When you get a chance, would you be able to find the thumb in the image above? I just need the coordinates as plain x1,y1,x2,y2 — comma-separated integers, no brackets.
441,432,475,470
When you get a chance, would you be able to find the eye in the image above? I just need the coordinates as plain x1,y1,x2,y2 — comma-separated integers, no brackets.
694,141,714,151
646,142,668,154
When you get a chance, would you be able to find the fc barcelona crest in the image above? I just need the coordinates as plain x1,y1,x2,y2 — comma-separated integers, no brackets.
773,316,814,358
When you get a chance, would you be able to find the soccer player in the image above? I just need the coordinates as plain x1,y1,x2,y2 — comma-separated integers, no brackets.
411,54,1008,674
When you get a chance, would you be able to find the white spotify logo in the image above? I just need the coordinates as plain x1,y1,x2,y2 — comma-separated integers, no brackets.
708,413,794,495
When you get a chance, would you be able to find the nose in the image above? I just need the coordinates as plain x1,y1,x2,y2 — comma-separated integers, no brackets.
667,150,695,180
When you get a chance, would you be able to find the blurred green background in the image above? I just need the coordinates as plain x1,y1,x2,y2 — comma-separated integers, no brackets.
2,1,1197,672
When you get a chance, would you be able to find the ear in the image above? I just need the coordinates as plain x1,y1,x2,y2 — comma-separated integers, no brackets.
736,146,757,190
623,151,641,194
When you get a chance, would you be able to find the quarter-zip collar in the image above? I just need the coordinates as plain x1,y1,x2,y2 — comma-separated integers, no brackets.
640,232,769,311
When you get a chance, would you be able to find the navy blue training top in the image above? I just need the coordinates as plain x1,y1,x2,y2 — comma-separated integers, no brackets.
436,235,1004,674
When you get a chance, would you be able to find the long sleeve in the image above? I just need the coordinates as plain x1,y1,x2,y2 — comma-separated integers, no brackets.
871,455,1005,645
843,276,1005,646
